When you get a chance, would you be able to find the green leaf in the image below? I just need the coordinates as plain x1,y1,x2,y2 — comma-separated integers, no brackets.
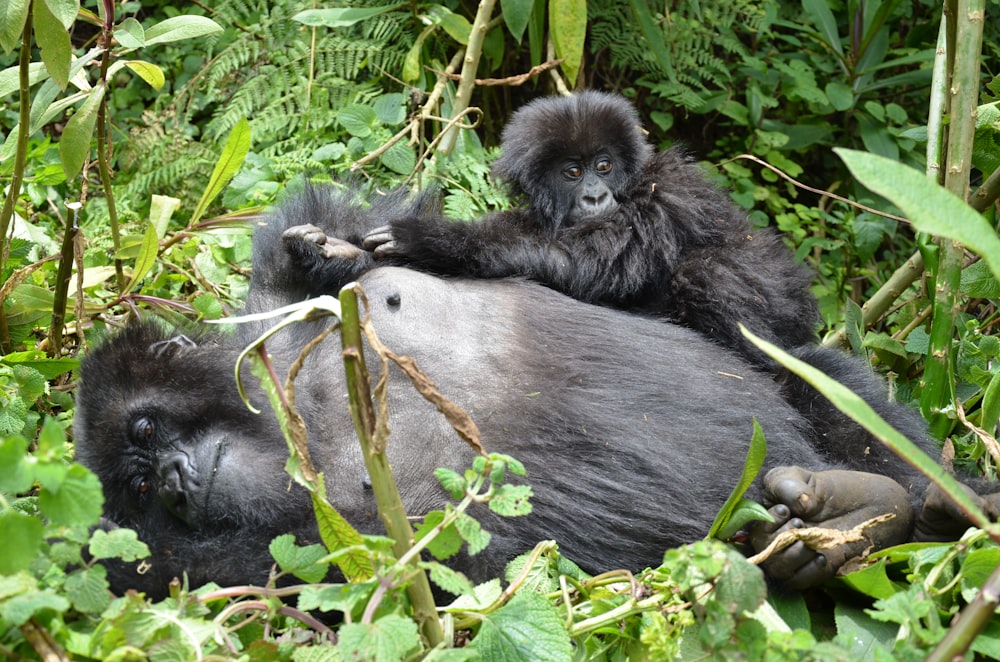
0,589,69,627
455,512,490,555
37,463,104,527
338,104,376,138
189,117,251,226
59,83,105,179
802,0,844,57
707,418,767,539
43,0,78,30
501,0,533,42
0,511,44,574
981,371,1000,433
0,436,32,493
549,0,586,87
373,93,406,126
2,351,77,380
427,6,471,45
832,603,897,657
88,527,151,562
33,0,71,89
434,467,466,499
149,194,180,238
422,560,474,596
114,17,145,48
337,614,421,660
297,581,375,614
380,140,416,175
121,220,159,295
627,0,674,80
488,483,533,517
0,0,29,54
825,81,854,111
468,592,573,661
837,148,1000,281
312,492,373,581
961,260,1000,298
269,534,329,584
144,15,222,46
124,60,165,90
292,5,406,28
443,578,503,612
64,564,111,614
414,510,464,560
713,498,773,541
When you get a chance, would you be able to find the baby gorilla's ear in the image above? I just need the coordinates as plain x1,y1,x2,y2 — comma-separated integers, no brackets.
149,335,197,359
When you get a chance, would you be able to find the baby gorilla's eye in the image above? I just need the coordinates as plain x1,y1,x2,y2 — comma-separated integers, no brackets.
595,158,613,173
130,416,156,444
563,164,583,179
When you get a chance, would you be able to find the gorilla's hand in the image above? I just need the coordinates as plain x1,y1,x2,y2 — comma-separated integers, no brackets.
915,482,1000,542
284,224,367,262
362,225,400,258
749,466,914,589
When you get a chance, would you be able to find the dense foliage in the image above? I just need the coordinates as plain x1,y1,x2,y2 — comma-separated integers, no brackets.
2,0,1000,659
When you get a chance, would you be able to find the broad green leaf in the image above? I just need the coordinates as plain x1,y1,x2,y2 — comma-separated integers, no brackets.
144,15,222,46
825,81,854,111
270,534,329,584
707,418,768,539
423,560,474,596
501,0,533,42
338,614,421,660
0,61,48,98
0,512,43,574
380,140,416,175
43,0,78,30
549,0,586,87
33,0,71,89
834,557,899,600
88,528,150,562
0,0,29,54
713,498,773,542
59,83,105,179
0,436,32,493
114,17,144,48
297,581,376,613
37,463,104,527
0,589,69,626
455,512,490,555
1,351,76,379
427,6,471,45
802,0,844,57
434,467,466,499
293,5,406,28
338,104,376,137
627,0,674,80
961,260,1000,298
124,60,164,90
742,325,992,531
373,93,406,125
312,491,373,581
488,483,533,517
832,603,897,657
837,148,1000,281
150,194,180,238
189,117,251,226
468,591,573,660
414,510,464,560
121,220,159,295
64,565,110,614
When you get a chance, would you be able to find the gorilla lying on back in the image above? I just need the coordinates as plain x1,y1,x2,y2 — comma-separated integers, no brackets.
75,186,947,600
365,91,818,368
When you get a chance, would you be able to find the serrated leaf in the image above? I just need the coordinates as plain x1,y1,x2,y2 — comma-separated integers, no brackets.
0,0,30,54
434,467,466,499
455,513,490,555
0,436,32,493
414,510,464,560
312,492,373,581
443,578,502,612
121,220,159,295
292,5,406,28
2,351,77,380
297,581,375,614
144,15,222,46
88,527,151,562
423,560,474,596
0,511,44,574
269,534,329,584
468,592,573,660
33,0,71,89
124,60,165,90
961,260,1000,298
59,83,105,179
37,463,104,527
337,614,421,660
189,117,250,226
488,484,533,517
0,589,69,627
64,564,111,614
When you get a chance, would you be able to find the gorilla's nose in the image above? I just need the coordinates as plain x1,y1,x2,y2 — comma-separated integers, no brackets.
158,452,199,526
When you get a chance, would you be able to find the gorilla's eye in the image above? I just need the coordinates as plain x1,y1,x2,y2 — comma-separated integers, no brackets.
563,164,583,180
130,475,152,498
595,158,613,173
131,416,156,444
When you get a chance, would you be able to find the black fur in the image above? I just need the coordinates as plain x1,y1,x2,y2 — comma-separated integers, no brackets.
369,91,819,368
74,187,936,598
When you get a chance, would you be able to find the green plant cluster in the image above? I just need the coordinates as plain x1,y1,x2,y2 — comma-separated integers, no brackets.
2,0,1000,658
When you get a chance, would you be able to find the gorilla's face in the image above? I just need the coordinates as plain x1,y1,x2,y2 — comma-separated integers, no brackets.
73,323,312,537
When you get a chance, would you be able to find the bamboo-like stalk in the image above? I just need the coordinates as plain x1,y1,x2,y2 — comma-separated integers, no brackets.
920,0,985,437
338,286,444,647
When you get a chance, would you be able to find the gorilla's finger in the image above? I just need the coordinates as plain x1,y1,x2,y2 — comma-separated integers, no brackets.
372,240,401,259
782,554,833,590
317,238,364,261
362,226,393,250
283,224,328,244
761,466,821,518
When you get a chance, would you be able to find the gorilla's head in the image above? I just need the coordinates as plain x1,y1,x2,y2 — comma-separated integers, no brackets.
491,91,654,232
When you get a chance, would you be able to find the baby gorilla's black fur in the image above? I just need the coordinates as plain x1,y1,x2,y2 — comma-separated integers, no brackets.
366,91,819,368
74,185,952,598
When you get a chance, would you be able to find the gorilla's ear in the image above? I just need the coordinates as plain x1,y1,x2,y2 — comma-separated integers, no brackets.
148,335,197,359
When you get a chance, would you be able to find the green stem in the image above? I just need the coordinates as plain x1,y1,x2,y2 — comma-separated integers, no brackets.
438,0,497,155
338,286,444,647
96,4,125,292
48,206,78,357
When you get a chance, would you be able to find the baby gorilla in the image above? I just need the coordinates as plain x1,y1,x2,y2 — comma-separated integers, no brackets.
75,186,951,598
365,91,818,368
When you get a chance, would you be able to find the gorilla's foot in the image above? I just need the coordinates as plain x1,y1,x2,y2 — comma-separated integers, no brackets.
749,466,914,589
915,482,1000,542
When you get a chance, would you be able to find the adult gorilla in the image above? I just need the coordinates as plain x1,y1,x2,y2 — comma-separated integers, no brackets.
365,91,818,369
75,187,941,599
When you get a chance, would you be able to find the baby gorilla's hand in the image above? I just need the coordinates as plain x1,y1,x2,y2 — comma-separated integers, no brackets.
749,466,914,589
